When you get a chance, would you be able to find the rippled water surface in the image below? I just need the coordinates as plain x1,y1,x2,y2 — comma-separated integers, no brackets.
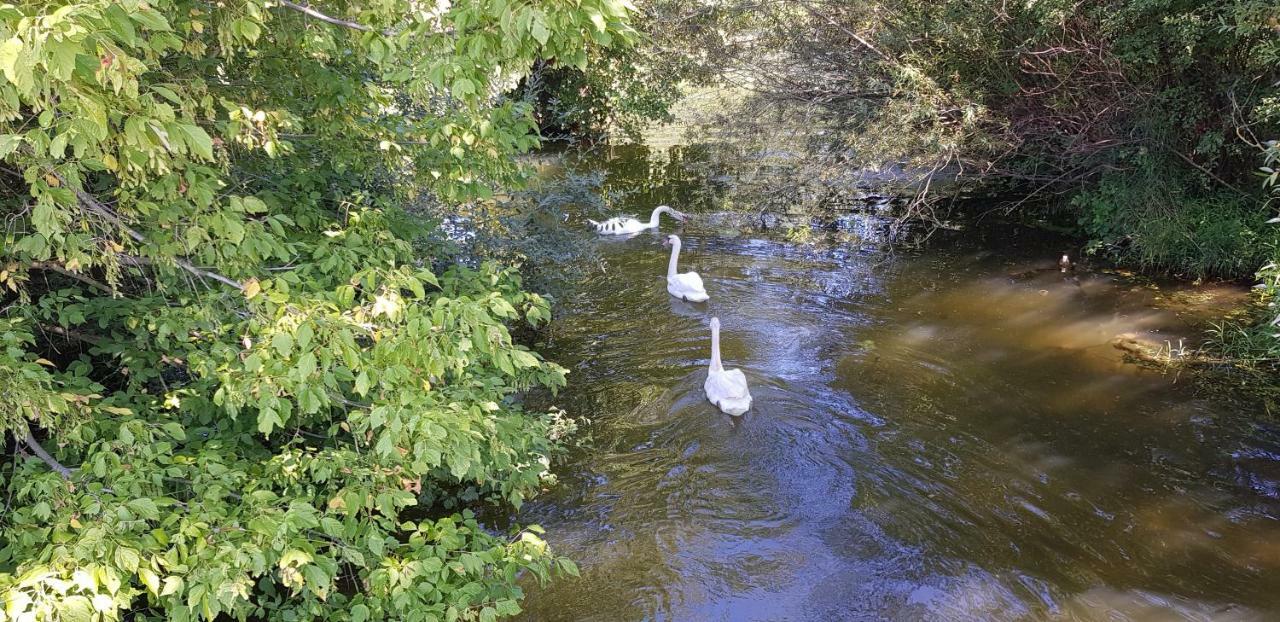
513,148,1280,621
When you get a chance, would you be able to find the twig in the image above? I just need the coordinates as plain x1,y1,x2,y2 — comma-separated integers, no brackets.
1165,147,1253,198
802,3,892,64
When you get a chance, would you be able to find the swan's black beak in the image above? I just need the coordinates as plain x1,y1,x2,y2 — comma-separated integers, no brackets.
662,238,671,247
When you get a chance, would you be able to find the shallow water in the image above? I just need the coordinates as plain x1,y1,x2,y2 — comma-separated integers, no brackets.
513,148,1280,621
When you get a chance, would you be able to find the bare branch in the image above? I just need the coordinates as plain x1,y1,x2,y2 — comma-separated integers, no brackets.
39,323,106,347
116,253,245,291
23,428,116,494
23,431,73,479
275,0,388,35
29,261,116,295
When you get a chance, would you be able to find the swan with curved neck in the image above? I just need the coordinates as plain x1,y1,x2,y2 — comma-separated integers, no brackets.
662,234,709,302
705,317,752,415
590,205,687,235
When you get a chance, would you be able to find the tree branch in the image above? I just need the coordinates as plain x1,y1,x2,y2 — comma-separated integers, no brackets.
59,177,247,292
29,261,117,295
39,323,106,347
116,253,245,291
1164,147,1253,198
276,0,389,35
23,431,73,479
802,3,893,64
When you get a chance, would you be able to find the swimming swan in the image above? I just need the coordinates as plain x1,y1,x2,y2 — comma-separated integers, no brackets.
704,317,752,416
663,234,709,302
590,205,687,235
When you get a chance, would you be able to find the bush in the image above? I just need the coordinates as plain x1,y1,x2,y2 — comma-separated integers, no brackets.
0,0,631,619
1075,158,1277,277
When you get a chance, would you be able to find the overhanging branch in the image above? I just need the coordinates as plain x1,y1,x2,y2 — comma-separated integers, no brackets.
23,431,73,479
62,179,246,293
29,261,117,295
276,0,390,35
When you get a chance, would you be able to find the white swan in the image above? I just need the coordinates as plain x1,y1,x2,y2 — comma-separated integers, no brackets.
705,317,752,416
590,205,687,235
663,234,709,302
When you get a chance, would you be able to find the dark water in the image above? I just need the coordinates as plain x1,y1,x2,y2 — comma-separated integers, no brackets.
514,147,1280,621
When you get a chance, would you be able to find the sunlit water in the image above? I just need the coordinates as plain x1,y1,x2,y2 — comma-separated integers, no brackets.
512,147,1280,621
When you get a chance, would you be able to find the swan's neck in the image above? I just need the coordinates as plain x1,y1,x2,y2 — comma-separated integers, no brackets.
649,206,668,227
710,322,724,372
667,238,681,277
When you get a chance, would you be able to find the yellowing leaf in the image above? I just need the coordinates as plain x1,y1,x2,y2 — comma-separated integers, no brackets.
0,37,21,83
243,277,261,299
371,293,401,319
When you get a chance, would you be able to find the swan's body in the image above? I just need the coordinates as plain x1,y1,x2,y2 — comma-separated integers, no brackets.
590,205,687,235
663,235,709,302
705,317,751,416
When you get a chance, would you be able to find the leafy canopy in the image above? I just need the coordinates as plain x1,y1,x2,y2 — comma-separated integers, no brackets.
0,0,631,619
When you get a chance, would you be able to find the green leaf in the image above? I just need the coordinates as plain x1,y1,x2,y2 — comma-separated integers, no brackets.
128,497,160,520
531,21,550,46
258,407,283,435
297,352,317,379
272,332,294,357
57,595,95,622
452,77,476,99
351,604,370,622
180,124,214,160
0,133,21,159
140,567,161,595
557,557,579,577
295,323,314,350
151,85,183,104
113,546,141,572
160,576,183,596
131,8,171,31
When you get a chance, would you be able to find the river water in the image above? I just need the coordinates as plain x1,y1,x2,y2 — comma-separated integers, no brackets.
511,146,1280,621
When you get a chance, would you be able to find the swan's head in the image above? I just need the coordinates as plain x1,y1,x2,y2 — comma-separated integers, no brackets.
710,316,720,330
663,234,680,247
659,205,689,222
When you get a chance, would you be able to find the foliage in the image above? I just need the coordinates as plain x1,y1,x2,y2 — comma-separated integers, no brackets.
517,0,727,142
1074,160,1275,277
664,0,1280,277
0,0,633,619
460,172,611,297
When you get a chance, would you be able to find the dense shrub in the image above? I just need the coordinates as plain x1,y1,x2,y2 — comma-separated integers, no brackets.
0,0,632,619
1075,161,1277,277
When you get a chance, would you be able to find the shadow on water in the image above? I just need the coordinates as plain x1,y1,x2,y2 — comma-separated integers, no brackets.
513,146,1280,621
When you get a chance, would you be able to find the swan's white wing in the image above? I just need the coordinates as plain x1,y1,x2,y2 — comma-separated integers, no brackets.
668,272,709,301
706,368,750,400
671,272,705,292
595,216,644,234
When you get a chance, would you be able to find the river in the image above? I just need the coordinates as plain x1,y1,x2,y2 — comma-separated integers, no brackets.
510,145,1280,621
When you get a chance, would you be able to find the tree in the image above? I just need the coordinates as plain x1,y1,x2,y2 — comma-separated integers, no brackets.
0,0,630,619
656,0,1280,275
